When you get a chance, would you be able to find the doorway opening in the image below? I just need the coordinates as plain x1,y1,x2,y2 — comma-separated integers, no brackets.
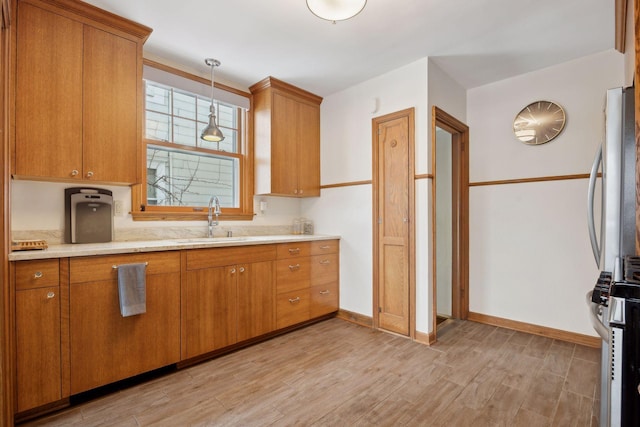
372,108,415,338
432,106,469,341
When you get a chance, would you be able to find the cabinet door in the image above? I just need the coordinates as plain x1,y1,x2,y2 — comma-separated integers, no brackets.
83,26,138,183
271,92,299,195
237,261,275,342
297,101,320,196
185,266,237,359
69,272,180,394
15,286,61,412
15,2,83,179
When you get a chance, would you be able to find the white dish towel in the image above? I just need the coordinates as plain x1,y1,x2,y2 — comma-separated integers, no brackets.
117,263,147,317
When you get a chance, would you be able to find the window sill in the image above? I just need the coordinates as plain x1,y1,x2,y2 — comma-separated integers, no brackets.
131,211,256,221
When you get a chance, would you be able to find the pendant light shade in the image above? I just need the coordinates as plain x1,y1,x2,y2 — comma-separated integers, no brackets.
306,0,367,22
201,58,225,143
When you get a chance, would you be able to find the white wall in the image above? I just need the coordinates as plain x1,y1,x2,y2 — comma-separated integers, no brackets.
425,60,468,331
302,58,428,322
467,49,625,336
301,57,466,335
12,48,623,339
11,180,301,234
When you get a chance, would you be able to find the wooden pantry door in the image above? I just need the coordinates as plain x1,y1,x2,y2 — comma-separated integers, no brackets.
373,108,415,337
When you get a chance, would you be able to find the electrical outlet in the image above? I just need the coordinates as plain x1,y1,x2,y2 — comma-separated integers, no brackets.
114,200,124,216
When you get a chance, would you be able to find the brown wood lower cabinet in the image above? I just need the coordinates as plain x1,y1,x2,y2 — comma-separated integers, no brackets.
12,239,338,418
237,260,277,342
276,241,339,328
15,286,62,412
13,259,63,413
69,252,181,394
183,245,277,360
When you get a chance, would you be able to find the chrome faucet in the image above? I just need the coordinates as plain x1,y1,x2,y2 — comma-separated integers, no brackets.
208,196,221,238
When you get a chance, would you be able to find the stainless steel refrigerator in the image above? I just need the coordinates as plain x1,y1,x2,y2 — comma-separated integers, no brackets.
587,86,637,427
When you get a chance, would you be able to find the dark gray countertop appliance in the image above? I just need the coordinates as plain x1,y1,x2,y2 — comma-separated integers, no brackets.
65,187,113,244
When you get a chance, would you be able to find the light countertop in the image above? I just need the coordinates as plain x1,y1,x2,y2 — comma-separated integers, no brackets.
9,234,341,261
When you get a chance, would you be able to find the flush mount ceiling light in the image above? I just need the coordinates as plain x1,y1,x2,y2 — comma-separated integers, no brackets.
200,58,225,143
306,0,367,23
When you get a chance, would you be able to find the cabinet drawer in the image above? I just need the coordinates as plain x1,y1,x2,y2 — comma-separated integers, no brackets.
15,259,59,290
70,251,180,283
277,242,311,259
187,245,276,270
310,254,338,286
276,257,311,293
276,289,310,329
311,240,339,255
310,283,339,318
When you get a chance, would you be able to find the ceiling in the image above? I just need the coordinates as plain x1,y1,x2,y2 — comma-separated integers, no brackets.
82,0,615,97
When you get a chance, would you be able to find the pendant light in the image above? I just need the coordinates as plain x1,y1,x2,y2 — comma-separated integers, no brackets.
306,0,367,23
200,58,225,143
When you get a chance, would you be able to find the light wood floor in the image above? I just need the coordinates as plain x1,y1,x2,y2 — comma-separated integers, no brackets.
22,318,600,426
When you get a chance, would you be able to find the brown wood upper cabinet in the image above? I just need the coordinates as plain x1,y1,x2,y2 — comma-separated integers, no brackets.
13,0,151,184
250,77,322,197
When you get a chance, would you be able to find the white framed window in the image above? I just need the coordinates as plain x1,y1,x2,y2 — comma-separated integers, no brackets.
132,61,253,221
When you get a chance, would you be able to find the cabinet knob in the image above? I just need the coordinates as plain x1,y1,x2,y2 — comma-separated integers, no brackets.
71,169,79,177
299,189,304,195
239,267,245,273
46,292,55,299
288,264,301,271
86,171,94,178
230,268,236,274
34,271,43,279
288,297,300,304
293,189,298,195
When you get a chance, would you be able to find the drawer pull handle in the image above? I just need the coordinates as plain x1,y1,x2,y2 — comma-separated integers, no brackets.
319,260,331,265
320,245,331,250
288,264,301,271
47,292,55,299
34,271,43,279
288,248,300,254
319,290,331,295
113,262,148,269
288,297,301,304
239,267,245,273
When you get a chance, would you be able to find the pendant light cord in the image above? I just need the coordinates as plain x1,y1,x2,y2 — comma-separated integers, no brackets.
210,61,215,114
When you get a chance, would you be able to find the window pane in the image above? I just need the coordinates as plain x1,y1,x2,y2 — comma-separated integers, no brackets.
217,129,237,153
147,145,238,207
146,83,171,114
197,97,211,124
217,103,236,129
173,117,197,147
146,111,170,142
173,90,196,120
